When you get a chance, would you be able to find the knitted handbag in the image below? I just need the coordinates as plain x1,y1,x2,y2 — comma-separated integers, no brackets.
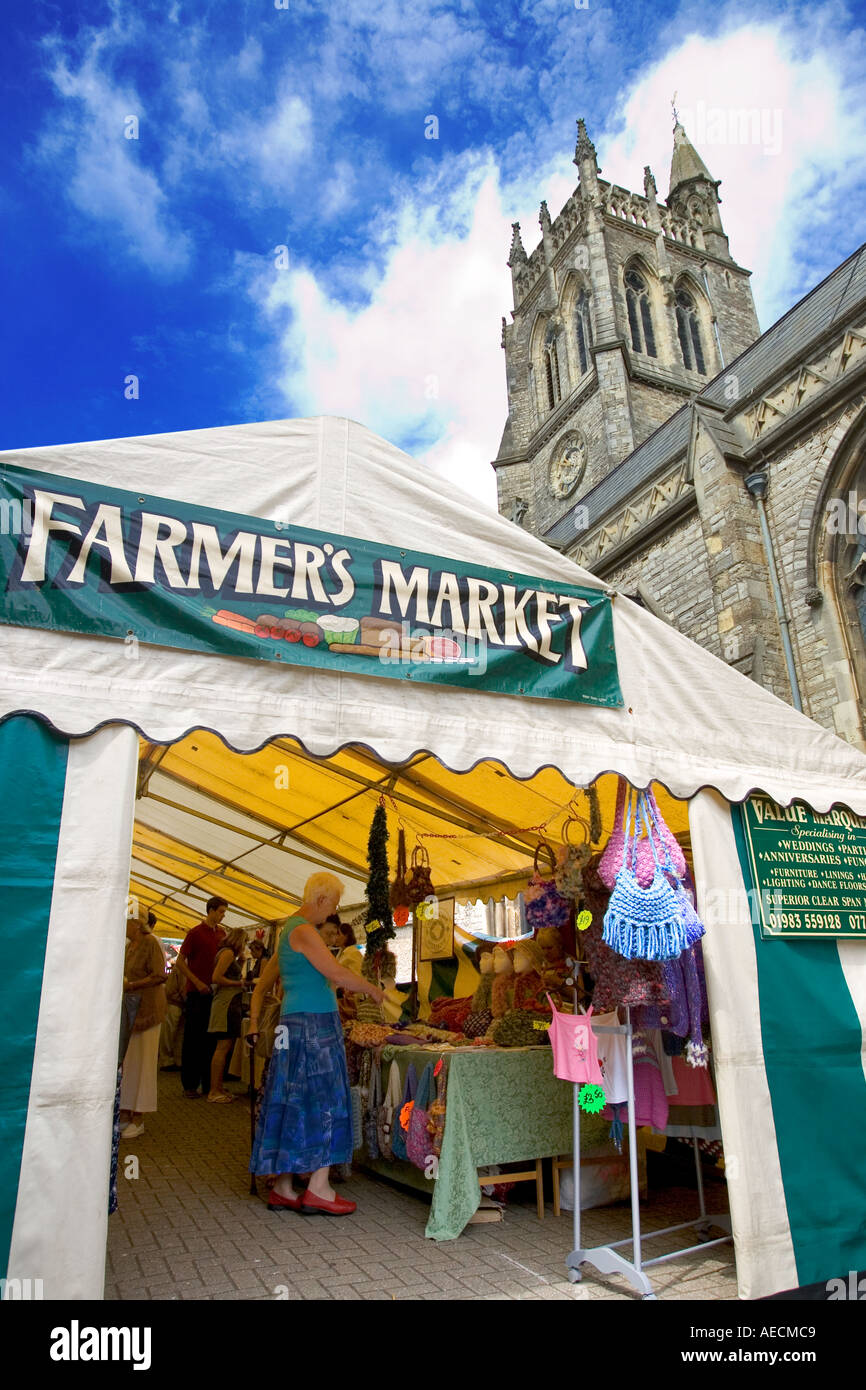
406,1062,436,1170
363,1060,382,1160
555,817,592,899
672,879,706,947
428,1062,447,1157
377,1059,401,1159
603,793,690,961
525,842,572,930
635,790,686,888
350,1086,363,1151
391,1063,417,1162
390,828,412,923
598,778,628,890
406,844,435,906
462,1007,493,1038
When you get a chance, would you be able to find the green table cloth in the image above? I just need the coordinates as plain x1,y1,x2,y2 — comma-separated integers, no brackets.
364,1044,612,1240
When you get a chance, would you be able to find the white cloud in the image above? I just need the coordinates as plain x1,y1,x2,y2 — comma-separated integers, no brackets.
252,10,865,506
253,158,525,509
36,31,192,275
595,22,866,327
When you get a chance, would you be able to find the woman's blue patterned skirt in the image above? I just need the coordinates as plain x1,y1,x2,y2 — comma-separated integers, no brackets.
250,1011,352,1175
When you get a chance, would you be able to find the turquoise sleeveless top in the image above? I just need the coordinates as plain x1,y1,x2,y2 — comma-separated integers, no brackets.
277,915,337,1015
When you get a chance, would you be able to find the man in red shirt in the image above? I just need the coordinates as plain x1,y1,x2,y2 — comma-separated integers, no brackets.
177,896,228,1097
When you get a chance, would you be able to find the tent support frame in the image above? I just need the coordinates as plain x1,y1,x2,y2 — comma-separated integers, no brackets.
566,1010,731,1300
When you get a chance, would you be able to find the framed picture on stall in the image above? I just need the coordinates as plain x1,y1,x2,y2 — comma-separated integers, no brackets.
418,896,455,961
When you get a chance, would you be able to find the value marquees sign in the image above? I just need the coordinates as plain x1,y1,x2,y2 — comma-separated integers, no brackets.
739,795,866,939
0,464,622,708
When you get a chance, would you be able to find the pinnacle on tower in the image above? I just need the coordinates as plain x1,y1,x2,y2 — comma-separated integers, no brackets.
668,121,717,200
574,118,597,167
539,200,551,232
643,165,658,201
507,221,526,267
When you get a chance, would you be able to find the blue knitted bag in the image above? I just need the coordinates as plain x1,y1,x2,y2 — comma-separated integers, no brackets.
603,793,690,961
672,880,706,947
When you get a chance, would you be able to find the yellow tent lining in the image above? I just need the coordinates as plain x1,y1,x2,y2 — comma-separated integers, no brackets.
131,731,691,941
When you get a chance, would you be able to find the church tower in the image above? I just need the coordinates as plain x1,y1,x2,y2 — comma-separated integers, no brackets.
494,119,761,537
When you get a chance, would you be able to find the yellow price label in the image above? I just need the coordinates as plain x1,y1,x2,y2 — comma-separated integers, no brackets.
576,910,592,932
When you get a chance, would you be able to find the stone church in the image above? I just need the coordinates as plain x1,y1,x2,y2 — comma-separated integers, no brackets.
493,119,866,750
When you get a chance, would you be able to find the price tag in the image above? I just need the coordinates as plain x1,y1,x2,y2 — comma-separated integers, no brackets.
532,1020,551,1031
576,910,592,932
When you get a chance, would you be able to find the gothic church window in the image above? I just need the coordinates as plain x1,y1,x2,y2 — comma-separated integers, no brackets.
544,326,564,410
625,269,656,357
527,363,538,429
575,289,593,377
675,286,707,374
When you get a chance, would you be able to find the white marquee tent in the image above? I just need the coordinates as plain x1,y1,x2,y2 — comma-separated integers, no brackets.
2,416,866,1300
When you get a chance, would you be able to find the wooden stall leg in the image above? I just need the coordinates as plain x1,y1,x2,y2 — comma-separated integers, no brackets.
536,1157,544,1220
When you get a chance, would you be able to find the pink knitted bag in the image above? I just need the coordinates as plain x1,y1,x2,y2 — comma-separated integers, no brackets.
598,783,685,889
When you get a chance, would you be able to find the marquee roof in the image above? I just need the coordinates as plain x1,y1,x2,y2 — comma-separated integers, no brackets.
2,415,866,814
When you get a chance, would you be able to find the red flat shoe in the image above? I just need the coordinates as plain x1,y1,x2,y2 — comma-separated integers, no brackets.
300,1190,357,1216
267,1189,303,1212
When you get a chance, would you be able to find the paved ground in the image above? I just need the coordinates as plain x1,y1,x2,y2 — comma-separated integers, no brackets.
106,1070,737,1301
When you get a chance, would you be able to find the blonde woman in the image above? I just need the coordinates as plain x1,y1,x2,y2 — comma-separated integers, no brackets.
206,927,248,1103
247,872,384,1216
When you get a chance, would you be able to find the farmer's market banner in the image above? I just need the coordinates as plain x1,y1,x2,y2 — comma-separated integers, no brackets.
739,795,866,939
0,464,622,707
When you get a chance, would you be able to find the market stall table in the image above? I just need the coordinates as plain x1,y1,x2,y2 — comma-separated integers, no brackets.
361,1043,642,1240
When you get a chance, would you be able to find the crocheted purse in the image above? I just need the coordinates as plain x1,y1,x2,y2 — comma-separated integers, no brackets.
554,817,592,899
603,793,690,961
597,778,628,890
525,842,572,929
635,791,686,888
599,782,686,890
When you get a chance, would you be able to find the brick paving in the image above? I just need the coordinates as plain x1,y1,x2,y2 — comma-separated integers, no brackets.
106,1070,737,1301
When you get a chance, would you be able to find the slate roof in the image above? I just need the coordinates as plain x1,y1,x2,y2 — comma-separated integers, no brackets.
544,242,866,549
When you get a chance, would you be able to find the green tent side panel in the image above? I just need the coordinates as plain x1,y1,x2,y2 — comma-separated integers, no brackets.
0,716,69,1275
731,807,866,1286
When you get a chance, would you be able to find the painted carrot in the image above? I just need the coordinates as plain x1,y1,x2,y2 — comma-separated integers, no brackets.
212,610,256,632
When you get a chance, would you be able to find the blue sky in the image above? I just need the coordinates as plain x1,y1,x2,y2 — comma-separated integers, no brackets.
3,0,865,504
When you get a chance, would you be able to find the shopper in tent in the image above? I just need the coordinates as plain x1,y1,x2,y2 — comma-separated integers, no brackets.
176,896,227,1098
120,911,168,1139
247,872,384,1215
244,937,268,983
206,927,248,1103
159,960,185,1071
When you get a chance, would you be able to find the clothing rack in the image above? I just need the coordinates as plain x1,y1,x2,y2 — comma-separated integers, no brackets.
566,1006,731,1299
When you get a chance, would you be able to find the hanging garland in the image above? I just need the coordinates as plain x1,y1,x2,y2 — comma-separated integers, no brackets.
364,801,396,961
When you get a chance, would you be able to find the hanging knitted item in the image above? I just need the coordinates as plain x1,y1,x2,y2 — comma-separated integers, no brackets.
597,778,628,889
588,784,603,847
634,790,687,888
390,827,412,927
554,818,591,899
406,843,435,907
603,793,690,961
672,880,705,946
525,842,572,929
